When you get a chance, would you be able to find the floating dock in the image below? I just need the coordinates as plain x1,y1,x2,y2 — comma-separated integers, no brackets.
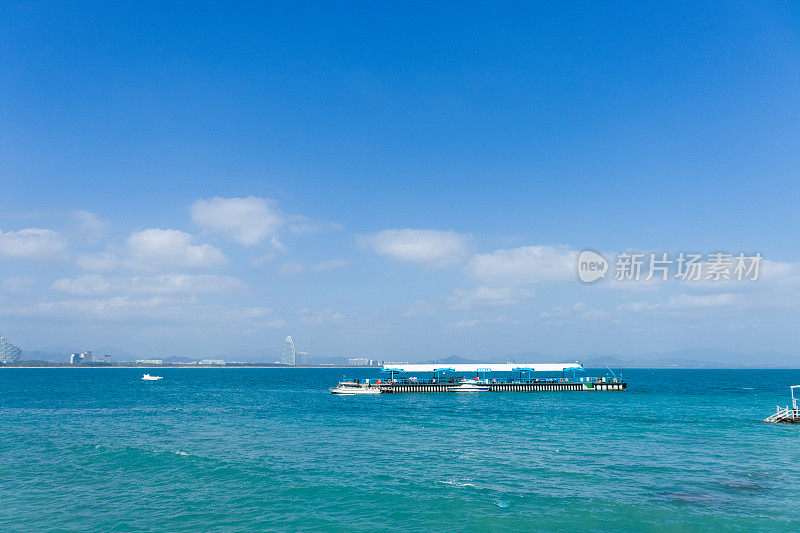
331,362,626,394
764,385,800,423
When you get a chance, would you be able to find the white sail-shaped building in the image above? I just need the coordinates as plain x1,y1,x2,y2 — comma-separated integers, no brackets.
281,336,296,365
0,336,22,364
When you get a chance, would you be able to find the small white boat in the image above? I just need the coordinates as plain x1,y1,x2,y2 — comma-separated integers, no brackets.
141,373,163,381
448,381,489,392
330,381,381,395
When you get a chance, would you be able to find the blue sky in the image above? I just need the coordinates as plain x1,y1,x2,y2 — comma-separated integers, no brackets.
2,2,800,361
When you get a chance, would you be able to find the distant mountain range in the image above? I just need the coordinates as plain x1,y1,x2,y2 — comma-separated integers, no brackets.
429,349,799,369
20,346,799,368
430,353,576,365
502,348,799,369
580,348,800,369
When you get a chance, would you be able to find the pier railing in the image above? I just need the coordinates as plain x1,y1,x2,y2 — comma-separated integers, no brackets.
764,406,800,423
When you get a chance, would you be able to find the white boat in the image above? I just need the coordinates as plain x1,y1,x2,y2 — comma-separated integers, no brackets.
330,381,381,395
448,381,489,392
141,373,163,381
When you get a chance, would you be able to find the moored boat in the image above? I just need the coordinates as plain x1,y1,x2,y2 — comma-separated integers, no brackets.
448,380,489,392
330,381,381,395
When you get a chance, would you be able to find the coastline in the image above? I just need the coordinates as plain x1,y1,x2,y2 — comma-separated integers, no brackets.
4,365,800,370
0,365,381,369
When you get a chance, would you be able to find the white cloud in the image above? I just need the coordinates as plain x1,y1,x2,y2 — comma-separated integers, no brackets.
269,237,286,252
275,259,350,274
443,244,578,309
402,300,439,318
616,301,656,312
313,259,349,271
288,215,342,234
447,286,531,310
72,210,108,242
580,309,613,320
599,254,790,292
250,239,287,266
76,251,120,272
665,293,737,309
539,302,608,320
600,277,663,292
53,274,244,296
745,259,800,288
539,302,588,318
250,252,277,266
225,307,286,329
359,229,471,267
609,293,737,314
0,295,285,331
191,196,282,246
448,315,519,328
466,245,577,285
10,296,185,318
278,262,304,275
299,308,344,326
126,229,227,270
0,276,35,293
0,228,66,260
538,307,566,319
53,275,112,295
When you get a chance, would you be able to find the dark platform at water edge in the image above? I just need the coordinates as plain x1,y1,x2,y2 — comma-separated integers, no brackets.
1,368,800,532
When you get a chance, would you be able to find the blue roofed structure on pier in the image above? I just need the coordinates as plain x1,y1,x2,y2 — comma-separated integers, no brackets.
380,362,583,373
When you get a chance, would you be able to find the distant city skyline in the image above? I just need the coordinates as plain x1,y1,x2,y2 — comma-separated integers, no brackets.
2,3,800,364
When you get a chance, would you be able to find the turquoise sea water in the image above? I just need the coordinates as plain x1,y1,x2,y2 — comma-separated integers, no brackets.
1,368,799,532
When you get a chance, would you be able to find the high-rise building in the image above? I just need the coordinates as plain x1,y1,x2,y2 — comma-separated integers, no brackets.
0,336,22,364
296,352,308,365
82,351,95,363
281,336,296,365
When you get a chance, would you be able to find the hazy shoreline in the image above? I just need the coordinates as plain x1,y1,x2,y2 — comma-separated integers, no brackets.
0,365,379,369
3,365,800,370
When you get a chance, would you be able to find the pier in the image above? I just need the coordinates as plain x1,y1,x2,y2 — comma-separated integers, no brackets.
764,385,800,423
332,362,627,394
381,380,625,393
